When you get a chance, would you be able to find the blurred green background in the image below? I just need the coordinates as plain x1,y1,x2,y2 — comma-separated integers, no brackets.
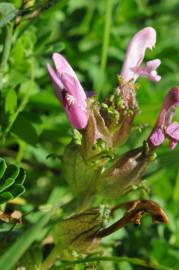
0,0,179,269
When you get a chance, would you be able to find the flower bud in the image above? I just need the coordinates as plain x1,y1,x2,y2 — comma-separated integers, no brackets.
87,78,138,148
111,77,138,146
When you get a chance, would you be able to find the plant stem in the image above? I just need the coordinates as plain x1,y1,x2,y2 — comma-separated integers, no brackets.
0,23,14,132
96,0,113,95
0,23,13,76
55,256,172,270
16,140,26,163
40,244,62,270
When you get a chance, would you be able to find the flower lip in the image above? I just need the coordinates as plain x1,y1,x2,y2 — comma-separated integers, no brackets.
146,59,161,70
149,128,165,146
131,59,161,82
165,122,179,141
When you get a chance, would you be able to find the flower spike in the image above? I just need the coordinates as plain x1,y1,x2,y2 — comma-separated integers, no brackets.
121,27,161,82
47,53,88,129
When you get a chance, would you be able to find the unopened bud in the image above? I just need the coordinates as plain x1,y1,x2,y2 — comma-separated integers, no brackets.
99,78,138,147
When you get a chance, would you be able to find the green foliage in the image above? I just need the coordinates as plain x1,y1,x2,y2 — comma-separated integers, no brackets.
0,157,26,204
0,0,179,270
0,2,18,28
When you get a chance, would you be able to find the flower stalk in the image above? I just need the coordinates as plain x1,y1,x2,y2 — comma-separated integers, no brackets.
96,0,113,95
0,22,14,78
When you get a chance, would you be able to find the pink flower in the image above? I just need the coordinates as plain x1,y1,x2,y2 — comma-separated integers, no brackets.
148,87,179,149
121,27,161,82
47,53,88,129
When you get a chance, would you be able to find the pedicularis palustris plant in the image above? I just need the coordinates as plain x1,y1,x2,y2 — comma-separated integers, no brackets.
46,27,179,262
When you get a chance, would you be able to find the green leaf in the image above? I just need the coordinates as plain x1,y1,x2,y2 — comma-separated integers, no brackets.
173,169,179,202
67,0,88,13
0,178,15,193
5,89,17,115
8,184,25,198
17,245,43,270
15,168,26,185
0,3,18,28
1,164,19,181
12,114,38,146
0,158,7,178
0,192,13,204
0,213,51,270
0,158,26,204
0,164,19,192
0,188,61,270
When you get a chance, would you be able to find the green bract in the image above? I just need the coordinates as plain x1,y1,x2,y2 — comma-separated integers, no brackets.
53,206,111,254
63,143,102,196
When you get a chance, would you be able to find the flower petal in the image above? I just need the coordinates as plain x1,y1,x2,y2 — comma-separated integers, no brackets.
165,122,179,141
146,59,161,71
60,72,87,108
163,87,179,111
65,102,89,129
60,72,88,129
145,59,161,82
48,54,88,129
53,53,77,78
147,88,179,150
52,53,86,101
149,128,165,146
131,59,161,82
169,140,177,150
47,64,63,102
121,27,156,82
